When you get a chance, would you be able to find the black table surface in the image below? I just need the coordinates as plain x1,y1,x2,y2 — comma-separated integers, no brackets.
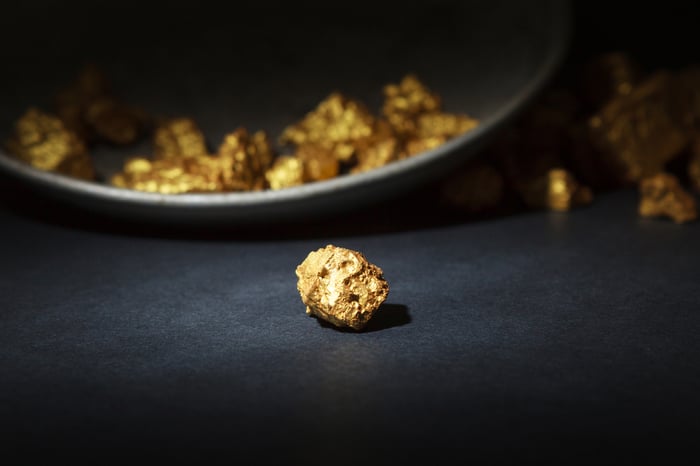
3,1,700,462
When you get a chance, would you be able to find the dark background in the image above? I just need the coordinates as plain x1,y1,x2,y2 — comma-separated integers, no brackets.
2,1,700,463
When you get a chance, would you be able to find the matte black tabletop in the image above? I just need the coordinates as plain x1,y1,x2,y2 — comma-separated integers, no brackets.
2,183,699,461
2,1,700,462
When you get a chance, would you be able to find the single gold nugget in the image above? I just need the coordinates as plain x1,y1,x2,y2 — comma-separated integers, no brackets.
352,120,400,173
588,72,687,185
265,156,304,190
111,156,222,194
402,112,478,157
218,128,274,191
382,75,478,157
54,64,147,145
296,245,389,331
639,173,697,224
521,168,593,212
84,96,147,146
280,92,375,162
382,74,442,135
54,64,111,141
153,118,208,160
5,108,94,180
296,143,340,181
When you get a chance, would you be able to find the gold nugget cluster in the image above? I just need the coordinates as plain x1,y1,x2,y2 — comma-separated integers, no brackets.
4,68,477,195
439,52,700,224
296,245,389,331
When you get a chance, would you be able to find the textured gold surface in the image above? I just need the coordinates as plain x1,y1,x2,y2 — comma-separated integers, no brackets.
280,92,375,162
153,118,208,160
296,245,389,331
382,74,441,136
111,156,222,194
218,128,274,191
265,156,304,190
440,163,504,213
52,73,479,193
5,108,94,180
351,120,400,173
639,173,697,224
295,143,340,181
588,72,687,184
382,75,478,159
113,126,274,193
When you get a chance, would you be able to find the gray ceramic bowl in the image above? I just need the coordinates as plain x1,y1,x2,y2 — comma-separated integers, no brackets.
0,0,570,223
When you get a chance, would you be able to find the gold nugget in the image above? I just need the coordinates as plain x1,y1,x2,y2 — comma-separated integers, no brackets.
280,92,375,162
383,74,478,158
588,72,687,184
296,245,389,331
296,143,340,181
5,108,94,180
111,156,222,194
218,128,274,191
84,96,147,146
639,173,697,224
382,74,441,135
153,118,208,159
265,144,341,190
265,156,304,190
54,64,146,145
520,168,593,212
352,120,400,173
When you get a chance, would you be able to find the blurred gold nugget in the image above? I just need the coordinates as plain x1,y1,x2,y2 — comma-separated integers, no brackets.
638,173,697,224
55,64,147,145
113,127,274,193
265,143,341,190
588,72,687,184
5,108,94,180
218,128,274,191
111,156,222,194
520,168,593,212
7,72,473,194
351,119,400,173
84,96,147,146
153,118,208,160
265,156,304,190
296,245,389,331
383,74,478,158
54,64,109,140
352,136,400,173
280,92,375,162
382,74,442,135
403,112,478,157
296,143,340,181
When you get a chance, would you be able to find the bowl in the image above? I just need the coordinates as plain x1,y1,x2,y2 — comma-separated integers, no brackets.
0,0,570,223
